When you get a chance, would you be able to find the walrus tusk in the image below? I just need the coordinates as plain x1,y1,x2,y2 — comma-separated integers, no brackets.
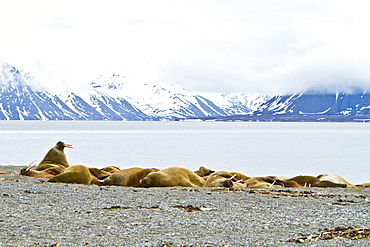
269,180,276,188
25,160,38,171
64,144,74,149
230,174,237,182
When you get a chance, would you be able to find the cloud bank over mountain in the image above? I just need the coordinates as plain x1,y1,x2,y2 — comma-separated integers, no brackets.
1,1,370,94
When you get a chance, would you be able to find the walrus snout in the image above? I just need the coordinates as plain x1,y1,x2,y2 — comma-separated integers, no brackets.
223,179,233,188
20,168,30,176
102,179,112,186
140,178,150,188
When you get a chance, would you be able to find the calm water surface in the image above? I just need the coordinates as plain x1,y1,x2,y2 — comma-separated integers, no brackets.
0,121,369,184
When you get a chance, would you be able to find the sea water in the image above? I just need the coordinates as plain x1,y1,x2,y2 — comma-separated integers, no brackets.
0,121,369,184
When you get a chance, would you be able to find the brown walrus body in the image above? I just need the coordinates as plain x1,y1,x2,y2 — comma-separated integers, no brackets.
48,165,92,185
244,177,284,188
230,172,250,182
288,175,347,188
125,168,160,187
88,168,113,185
36,141,73,171
203,171,234,188
194,166,214,177
140,166,205,188
101,166,121,173
102,168,144,186
317,174,358,189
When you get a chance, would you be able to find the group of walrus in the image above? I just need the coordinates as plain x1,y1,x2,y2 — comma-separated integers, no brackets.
9,141,369,189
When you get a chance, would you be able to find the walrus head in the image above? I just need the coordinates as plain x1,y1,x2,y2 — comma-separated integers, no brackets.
21,160,38,174
140,177,151,188
55,141,73,150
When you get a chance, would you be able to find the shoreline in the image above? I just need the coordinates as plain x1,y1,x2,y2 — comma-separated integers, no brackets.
1,165,369,246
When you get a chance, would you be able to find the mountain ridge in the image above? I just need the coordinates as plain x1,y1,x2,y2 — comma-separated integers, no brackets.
0,62,269,120
1,61,369,121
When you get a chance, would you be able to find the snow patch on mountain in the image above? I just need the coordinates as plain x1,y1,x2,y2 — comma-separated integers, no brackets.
87,73,229,119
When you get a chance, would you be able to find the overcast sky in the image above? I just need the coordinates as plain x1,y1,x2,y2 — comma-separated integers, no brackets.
1,0,370,94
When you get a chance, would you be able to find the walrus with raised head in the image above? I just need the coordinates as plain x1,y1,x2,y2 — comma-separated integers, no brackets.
36,141,73,171
48,165,92,185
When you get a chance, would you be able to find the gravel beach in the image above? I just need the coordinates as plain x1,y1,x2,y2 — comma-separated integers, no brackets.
0,165,369,247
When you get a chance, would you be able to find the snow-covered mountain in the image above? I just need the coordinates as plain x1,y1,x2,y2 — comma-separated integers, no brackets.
0,62,268,120
3,61,368,121
255,90,370,116
0,63,81,120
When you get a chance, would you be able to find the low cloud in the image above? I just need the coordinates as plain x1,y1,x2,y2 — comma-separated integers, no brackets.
1,0,370,95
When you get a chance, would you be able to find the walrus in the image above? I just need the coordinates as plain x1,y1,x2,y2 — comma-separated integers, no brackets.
125,168,160,187
36,141,73,171
194,166,215,177
230,172,250,182
203,171,234,188
140,166,205,188
101,166,121,173
48,165,92,185
20,166,64,178
287,175,347,188
88,168,114,185
244,177,284,188
317,174,358,189
281,180,303,188
267,175,290,181
358,183,370,187
102,167,144,186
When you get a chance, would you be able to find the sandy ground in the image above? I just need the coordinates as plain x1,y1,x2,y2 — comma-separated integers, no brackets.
0,165,369,247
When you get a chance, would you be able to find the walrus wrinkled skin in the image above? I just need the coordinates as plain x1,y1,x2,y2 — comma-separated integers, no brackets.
317,174,358,189
48,165,92,185
203,171,234,188
287,175,347,188
36,141,73,171
140,167,205,188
